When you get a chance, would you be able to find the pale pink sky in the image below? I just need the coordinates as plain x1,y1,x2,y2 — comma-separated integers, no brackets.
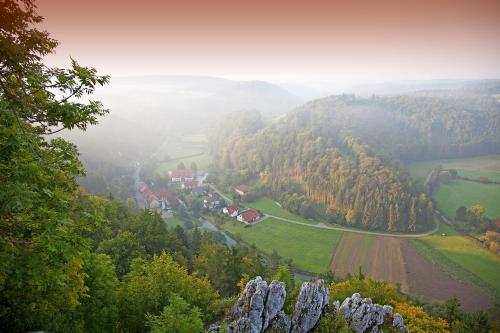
37,0,500,81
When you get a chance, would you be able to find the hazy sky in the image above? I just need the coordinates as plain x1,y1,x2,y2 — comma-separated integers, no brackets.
38,0,500,82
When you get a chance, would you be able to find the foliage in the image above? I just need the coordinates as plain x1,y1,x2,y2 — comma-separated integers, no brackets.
0,0,109,330
212,97,448,232
117,252,218,332
146,293,203,333
329,276,405,306
97,231,146,277
78,253,120,333
192,240,268,297
314,305,351,333
394,302,449,333
425,298,491,333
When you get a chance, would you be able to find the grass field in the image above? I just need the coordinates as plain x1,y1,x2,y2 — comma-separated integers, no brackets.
418,223,500,296
408,155,500,219
220,217,343,273
435,180,500,219
408,154,500,183
246,197,319,225
164,217,184,228
152,133,212,176
155,152,211,176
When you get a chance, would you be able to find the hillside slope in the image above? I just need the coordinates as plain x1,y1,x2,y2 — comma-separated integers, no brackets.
212,94,500,232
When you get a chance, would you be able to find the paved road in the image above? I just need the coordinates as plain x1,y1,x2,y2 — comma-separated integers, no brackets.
208,184,439,238
261,214,439,238
133,162,145,209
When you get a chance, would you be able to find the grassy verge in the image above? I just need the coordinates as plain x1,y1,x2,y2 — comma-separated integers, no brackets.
220,217,343,273
246,197,319,225
414,223,500,299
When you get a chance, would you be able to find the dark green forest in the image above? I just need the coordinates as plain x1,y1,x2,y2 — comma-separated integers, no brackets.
212,94,500,232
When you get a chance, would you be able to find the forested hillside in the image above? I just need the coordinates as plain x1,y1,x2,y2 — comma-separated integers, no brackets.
212,95,500,232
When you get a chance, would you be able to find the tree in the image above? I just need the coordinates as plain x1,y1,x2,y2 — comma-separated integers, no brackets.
467,205,486,219
395,302,448,333
190,161,198,173
78,253,119,333
0,0,109,330
273,265,294,291
118,252,218,332
177,162,186,170
146,294,203,333
345,209,357,226
97,231,146,277
455,206,467,221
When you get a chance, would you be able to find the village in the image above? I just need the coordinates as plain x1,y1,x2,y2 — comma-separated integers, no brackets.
137,167,264,226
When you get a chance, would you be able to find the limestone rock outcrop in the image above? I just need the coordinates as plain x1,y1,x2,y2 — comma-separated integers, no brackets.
339,293,406,333
228,277,286,333
226,277,406,333
290,280,329,333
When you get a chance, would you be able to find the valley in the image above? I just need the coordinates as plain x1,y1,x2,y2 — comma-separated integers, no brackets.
408,155,500,219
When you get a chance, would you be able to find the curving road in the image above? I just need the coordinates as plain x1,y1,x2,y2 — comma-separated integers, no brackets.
261,214,439,238
208,184,439,238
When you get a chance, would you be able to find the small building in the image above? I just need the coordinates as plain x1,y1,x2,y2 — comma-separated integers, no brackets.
192,186,207,197
181,180,198,189
237,209,261,224
234,184,250,196
169,169,194,182
204,195,221,209
222,204,239,217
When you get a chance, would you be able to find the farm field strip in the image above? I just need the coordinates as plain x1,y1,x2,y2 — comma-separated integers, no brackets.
329,230,495,310
330,234,408,292
401,241,493,311
418,223,500,295
220,217,343,273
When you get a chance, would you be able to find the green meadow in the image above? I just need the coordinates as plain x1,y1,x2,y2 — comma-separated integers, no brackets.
408,155,500,219
220,217,343,273
408,154,500,182
164,217,184,228
435,180,500,219
246,197,319,225
155,152,211,176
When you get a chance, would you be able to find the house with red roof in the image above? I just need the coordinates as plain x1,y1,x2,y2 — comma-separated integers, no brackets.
169,169,194,182
222,204,239,217
237,209,262,224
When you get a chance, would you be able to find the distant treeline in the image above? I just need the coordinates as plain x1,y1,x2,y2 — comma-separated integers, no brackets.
211,94,500,232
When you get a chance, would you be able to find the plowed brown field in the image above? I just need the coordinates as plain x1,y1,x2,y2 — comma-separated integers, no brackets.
330,233,493,311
